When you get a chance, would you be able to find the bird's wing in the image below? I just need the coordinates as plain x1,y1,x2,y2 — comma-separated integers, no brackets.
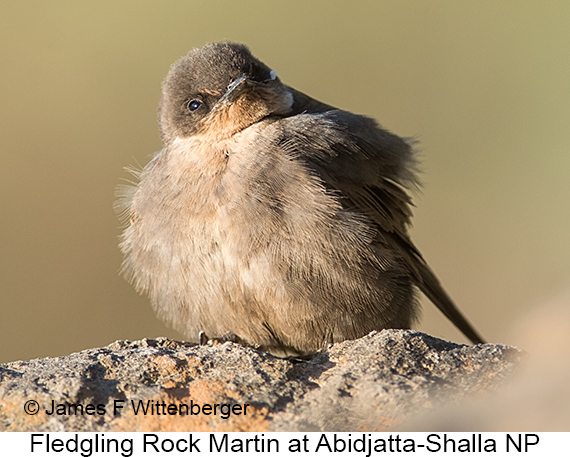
279,109,486,344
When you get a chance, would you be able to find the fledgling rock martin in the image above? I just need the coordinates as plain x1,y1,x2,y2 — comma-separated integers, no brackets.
117,42,485,356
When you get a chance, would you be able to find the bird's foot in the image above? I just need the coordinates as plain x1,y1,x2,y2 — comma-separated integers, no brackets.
198,331,242,346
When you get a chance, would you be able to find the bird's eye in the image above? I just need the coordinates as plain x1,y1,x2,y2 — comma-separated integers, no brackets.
269,70,277,80
187,100,202,112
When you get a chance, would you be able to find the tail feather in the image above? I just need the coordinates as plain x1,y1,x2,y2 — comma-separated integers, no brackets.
416,260,486,344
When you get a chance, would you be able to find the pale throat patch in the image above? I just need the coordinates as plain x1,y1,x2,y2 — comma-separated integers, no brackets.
284,90,294,109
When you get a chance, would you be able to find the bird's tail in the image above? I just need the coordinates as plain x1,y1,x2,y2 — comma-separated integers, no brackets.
415,260,486,344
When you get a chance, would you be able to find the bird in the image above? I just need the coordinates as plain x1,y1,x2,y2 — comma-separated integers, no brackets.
116,41,486,356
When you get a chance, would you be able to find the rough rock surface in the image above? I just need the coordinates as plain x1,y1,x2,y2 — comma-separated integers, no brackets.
0,330,521,432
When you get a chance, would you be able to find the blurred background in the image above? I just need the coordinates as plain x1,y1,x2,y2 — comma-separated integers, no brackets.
1,1,569,363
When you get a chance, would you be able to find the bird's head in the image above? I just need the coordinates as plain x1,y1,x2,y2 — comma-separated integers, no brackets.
159,42,293,145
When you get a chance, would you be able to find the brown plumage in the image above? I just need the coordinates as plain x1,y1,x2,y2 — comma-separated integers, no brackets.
117,42,485,356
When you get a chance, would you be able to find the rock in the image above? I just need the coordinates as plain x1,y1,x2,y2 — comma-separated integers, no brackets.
400,291,570,432
0,330,520,432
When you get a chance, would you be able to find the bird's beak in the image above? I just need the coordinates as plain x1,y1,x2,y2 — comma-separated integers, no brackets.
217,76,258,106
